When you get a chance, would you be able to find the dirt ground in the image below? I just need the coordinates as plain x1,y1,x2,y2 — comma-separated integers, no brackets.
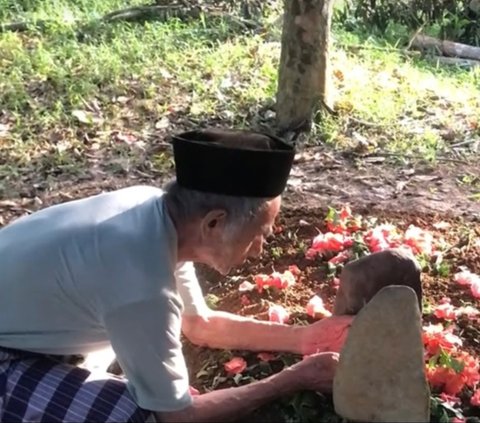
0,145,479,422
183,207,480,422
1,142,479,224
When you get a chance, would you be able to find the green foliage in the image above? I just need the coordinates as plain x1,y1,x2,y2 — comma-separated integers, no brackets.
205,293,220,309
0,0,479,190
430,395,465,422
334,0,480,46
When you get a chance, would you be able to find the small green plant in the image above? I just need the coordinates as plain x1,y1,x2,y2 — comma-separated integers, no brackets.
270,247,284,259
205,293,220,310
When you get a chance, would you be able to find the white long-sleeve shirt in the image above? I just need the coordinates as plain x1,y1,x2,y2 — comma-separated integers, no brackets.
0,185,208,412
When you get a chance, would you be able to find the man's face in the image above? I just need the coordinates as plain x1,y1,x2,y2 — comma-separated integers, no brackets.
202,197,281,275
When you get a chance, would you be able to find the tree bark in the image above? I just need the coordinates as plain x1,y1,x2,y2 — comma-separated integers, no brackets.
411,34,480,61
276,0,335,135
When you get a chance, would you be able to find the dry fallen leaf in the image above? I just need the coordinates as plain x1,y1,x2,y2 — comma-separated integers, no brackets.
0,123,10,137
72,110,103,125
155,117,170,130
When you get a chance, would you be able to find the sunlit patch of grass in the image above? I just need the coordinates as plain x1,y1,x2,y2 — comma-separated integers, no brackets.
0,0,478,192
314,28,480,161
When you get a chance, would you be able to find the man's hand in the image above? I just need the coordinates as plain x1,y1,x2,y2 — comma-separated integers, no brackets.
300,316,354,356
157,352,339,423
290,352,340,393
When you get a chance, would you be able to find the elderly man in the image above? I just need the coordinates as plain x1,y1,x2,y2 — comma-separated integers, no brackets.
0,129,352,423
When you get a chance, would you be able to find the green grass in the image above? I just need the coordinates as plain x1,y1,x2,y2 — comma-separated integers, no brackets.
319,27,480,159
0,0,479,194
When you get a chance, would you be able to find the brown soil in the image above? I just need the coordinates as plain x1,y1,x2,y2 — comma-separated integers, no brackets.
186,207,480,422
0,145,479,422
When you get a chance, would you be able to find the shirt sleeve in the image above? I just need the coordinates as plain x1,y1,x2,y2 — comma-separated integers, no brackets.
102,292,193,412
174,261,209,316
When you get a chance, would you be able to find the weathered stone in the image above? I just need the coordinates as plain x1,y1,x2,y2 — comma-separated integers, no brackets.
333,248,422,316
333,285,430,423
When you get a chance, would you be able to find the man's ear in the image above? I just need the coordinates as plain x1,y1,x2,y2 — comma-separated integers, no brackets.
200,209,228,240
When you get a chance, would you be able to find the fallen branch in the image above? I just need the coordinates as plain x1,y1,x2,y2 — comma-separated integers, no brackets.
450,139,478,148
0,4,192,33
426,56,480,68
411,34,480,61
347,151,470,165
347,116,388,129
0,2,259,34
101,4,196,23
341,44,421,58
0,20,48,32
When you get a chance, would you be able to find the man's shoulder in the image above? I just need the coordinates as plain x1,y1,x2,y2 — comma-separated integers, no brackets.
86,185,166,218
105,185,165,201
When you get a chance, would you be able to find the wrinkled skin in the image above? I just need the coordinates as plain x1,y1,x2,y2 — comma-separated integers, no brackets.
300,315,354,356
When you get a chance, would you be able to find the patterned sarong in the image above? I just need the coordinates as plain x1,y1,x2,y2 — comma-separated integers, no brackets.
0,347,155,422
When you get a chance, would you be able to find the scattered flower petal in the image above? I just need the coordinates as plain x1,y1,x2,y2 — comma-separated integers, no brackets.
306,295,332,318
254,271,296,292
238,281,255,292
471,280,480,299
224,357,247,375
454,270,480,286
340,205,352,221
268,304,290,324
439,393,461,407
471,388,480,407
288,265,301,276
434,302,457,320
328,250,351,265
457,305,480,317
309,232,353,256
403,225,434,256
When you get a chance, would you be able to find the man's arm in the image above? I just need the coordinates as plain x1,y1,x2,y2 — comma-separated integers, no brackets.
158,352,338,423
182,310,303,353
182,310,353,356
176,261,353,355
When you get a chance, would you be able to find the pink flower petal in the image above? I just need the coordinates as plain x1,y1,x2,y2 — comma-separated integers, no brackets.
455,270,480,286
471,388,480,407
306,295,332,318
433,303,457,320
224,357,247,375
471,280,480,298
268,304,290,324
238,281,255,292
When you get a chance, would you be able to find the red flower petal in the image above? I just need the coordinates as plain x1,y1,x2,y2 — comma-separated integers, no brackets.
471,388,480,407
224,357,247,375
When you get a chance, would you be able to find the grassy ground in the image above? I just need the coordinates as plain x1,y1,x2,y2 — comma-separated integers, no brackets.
0,0,479,197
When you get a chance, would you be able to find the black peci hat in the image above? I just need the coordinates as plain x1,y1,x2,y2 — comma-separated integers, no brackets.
171,128,295,197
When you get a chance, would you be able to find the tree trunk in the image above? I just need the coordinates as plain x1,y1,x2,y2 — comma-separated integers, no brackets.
276,0,335,135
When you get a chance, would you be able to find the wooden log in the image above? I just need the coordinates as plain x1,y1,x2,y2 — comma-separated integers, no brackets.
411,34,480,61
